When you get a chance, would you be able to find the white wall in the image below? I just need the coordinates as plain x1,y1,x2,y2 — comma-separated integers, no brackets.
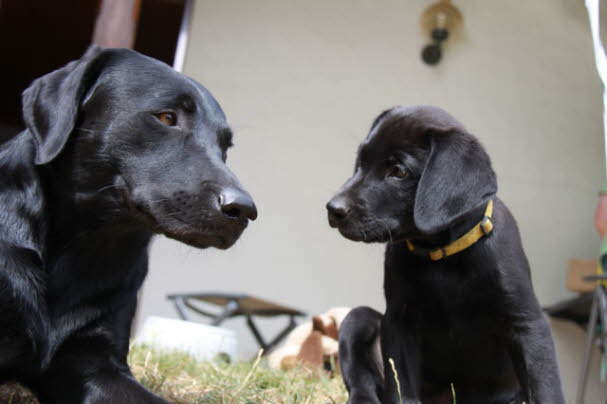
139,0,607,400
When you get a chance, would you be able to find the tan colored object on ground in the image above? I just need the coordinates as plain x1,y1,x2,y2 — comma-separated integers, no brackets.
567,259,598,293
268,307,351,373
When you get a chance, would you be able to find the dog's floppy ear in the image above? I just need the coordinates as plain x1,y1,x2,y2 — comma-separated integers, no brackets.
22,45,110,165
414,130,497,235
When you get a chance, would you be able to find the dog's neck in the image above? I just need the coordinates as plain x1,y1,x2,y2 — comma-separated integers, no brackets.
408,202,489,249
37,156,153,271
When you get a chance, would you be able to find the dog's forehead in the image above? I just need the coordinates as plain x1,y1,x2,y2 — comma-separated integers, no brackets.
361,105,465,151
389,105,466,132
186,77,227,122
100,51,227,123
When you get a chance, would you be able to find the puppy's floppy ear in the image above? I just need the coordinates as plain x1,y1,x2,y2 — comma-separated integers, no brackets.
414,130,497,235
22,45,110,165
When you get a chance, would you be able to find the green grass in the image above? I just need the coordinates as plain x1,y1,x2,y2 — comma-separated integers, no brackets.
129,345,347,404
0,383,39,404
0,345,348,404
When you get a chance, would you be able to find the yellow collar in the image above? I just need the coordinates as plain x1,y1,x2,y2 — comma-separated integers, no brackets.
406,200,494,261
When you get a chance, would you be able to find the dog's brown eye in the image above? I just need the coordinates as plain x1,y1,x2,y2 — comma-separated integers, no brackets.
154,112,177,126
386,165,408,179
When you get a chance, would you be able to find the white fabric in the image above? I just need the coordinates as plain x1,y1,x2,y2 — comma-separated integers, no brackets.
586,0,607,174
134,316,238,361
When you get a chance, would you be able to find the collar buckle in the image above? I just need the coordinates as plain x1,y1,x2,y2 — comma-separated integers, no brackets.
480,216,493,236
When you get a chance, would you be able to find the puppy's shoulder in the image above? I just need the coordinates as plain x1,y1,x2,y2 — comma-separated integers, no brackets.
487,197,524,249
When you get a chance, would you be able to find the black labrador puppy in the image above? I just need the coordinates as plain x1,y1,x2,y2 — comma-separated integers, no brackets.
326,106,564,404
0,46,256,403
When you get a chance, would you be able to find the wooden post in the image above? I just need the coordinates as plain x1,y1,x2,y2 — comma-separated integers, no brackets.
92,0,142,48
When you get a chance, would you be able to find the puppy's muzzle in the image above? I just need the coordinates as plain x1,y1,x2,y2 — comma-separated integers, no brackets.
326,197,350,227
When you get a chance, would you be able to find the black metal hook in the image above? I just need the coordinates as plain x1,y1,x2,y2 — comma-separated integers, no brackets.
422,28,449,65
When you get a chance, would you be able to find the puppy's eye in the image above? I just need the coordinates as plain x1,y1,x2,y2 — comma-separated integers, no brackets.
386,165,408,179
154,112,177,126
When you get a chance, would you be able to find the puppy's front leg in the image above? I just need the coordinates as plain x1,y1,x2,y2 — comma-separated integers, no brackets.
339,307,384,404
508,315,564,404
381,313,422,404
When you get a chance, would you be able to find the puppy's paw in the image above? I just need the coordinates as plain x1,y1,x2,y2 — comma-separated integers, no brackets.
346,390,382,404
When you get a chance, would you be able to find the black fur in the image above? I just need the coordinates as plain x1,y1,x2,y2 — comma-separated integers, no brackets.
327,106,564,404
0,46,256,403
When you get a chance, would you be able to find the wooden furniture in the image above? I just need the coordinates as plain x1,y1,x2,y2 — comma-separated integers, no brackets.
544,259,606,404
167,292,306,354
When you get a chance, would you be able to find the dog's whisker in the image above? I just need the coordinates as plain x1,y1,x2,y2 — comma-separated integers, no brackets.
96,184,119,194
161,211,183,218
377,217,393,243
229,124,256,132
75,127,97,134
147,198,171,204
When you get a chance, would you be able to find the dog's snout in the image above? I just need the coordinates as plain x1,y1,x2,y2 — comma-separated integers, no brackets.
327,198,350,226
219,188,258,221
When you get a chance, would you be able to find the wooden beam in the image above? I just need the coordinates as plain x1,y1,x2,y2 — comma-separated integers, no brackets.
92,0,142,48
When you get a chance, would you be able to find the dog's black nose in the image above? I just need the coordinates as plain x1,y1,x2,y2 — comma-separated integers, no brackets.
326,198,349,225
219,188,257,221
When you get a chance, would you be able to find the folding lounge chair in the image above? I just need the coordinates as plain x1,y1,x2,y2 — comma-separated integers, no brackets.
167,292,306,354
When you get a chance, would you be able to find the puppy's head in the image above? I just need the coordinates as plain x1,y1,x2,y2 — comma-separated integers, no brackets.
22,46,256,249
326,106,496,243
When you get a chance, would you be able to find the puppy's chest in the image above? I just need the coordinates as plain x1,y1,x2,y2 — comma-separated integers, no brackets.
386,258,506,325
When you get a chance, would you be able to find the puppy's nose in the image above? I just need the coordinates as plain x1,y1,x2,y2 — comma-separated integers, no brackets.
219,188,258,221
326,198,349,225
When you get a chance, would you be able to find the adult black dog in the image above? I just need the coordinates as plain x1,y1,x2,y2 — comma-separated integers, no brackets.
327,106,564,404
0,46,257,403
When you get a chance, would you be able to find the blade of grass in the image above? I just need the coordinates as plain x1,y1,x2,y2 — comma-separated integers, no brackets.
388,358,403,404
228,349,263,404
